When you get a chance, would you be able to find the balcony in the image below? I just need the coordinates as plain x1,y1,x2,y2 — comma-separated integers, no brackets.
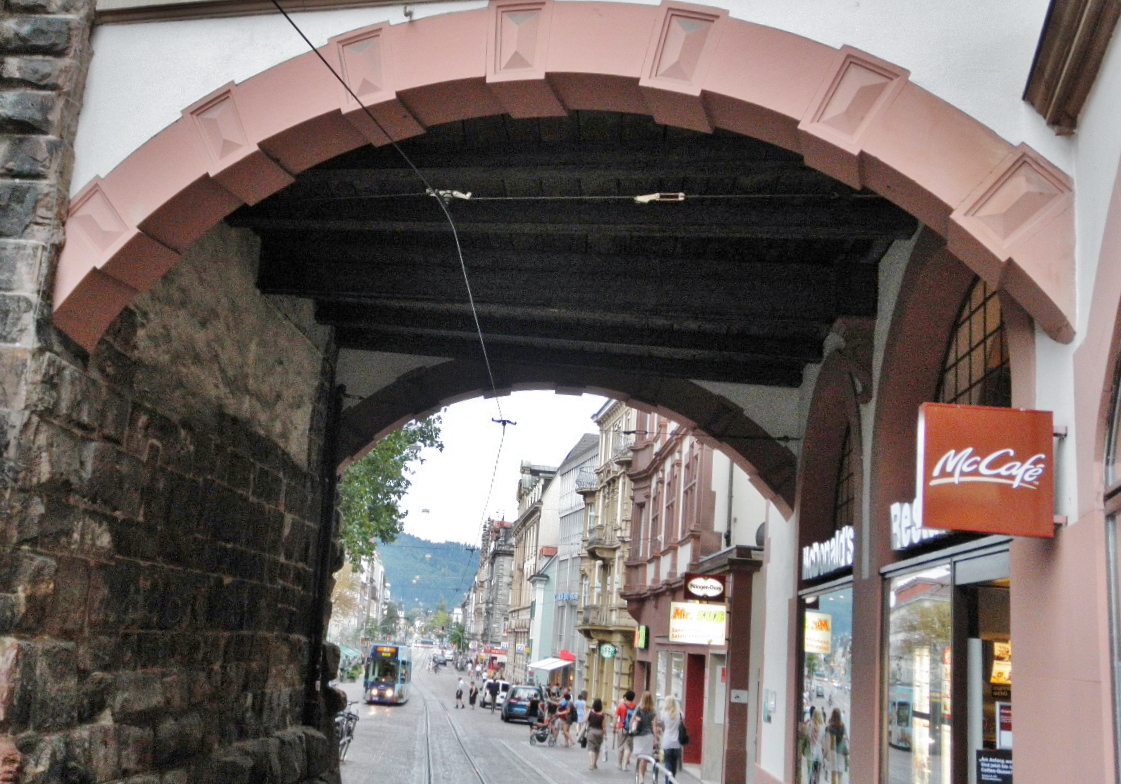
611,432,635,465
586,524,620,561
576,467,598,496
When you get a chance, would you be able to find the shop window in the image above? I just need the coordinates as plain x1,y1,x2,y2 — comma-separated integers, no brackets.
884,558,1011,784
797,586,854,784
886,566,952,784
936,278,1011,408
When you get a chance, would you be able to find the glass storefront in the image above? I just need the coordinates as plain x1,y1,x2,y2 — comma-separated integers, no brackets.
886,566,952,784
656,650,684,704
798,585,853,784
884,556,1011,784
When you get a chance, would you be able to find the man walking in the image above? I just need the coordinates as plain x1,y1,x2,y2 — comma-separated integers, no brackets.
487,678,500,712
456,677,466,708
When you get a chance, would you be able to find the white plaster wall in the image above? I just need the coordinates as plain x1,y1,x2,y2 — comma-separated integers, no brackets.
74,0,1071,194
711,449,774,548
757,470,796,781
336,349,449,409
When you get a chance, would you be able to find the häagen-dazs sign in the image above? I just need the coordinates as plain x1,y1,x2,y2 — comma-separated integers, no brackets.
683,573,727,601
916,403,1054,539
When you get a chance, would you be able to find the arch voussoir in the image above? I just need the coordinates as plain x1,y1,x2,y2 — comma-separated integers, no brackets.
53,0,1077,353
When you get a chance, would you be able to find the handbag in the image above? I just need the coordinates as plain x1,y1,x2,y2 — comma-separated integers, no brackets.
679,720,689,746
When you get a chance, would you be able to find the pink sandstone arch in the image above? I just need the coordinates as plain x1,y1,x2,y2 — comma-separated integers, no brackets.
53,0,1077,354
336,359,797,516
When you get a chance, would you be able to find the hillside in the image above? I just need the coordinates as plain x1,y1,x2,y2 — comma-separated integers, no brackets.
378,532,479,612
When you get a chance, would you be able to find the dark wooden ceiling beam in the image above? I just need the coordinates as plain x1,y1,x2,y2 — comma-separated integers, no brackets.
314,300,826,360
235,196,916,240
258,252,851,322
334,326,806,386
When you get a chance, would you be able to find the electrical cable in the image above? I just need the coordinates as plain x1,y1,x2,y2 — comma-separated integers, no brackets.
268,0,503,423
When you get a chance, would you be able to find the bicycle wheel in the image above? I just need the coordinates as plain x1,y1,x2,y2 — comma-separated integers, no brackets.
339,734,352,761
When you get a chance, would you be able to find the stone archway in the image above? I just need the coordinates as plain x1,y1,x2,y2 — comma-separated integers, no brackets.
54,0,1075,356
336,359,798,515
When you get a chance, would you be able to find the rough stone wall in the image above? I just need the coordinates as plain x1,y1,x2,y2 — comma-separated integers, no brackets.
0,221,342,783
0,0,343,777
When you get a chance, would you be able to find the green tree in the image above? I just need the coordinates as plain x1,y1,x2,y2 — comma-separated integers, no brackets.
448,623,468,652
339,417,442,567
379,603,401,639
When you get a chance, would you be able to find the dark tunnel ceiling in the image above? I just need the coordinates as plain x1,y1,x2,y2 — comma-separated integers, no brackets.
229,111,917,386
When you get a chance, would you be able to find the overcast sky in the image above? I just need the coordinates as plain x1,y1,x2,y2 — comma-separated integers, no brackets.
398,391,609,545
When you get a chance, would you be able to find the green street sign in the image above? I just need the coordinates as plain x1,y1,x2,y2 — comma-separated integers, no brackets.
600,643,618,659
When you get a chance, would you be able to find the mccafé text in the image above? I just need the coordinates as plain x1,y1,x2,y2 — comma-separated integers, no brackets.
929,447,1047,489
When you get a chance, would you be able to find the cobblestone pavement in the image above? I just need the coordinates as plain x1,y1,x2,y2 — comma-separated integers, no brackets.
338,654,690,784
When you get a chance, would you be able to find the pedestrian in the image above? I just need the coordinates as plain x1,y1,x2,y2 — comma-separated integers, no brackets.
614,690,636,770
469,680,479,709
658,695,683,778
631,692,658,782
574,690,588,738
586,698,606,770
487,678,500,712
456,677,466,708
558,693,574,746
809,706,826,784
824,708,849,784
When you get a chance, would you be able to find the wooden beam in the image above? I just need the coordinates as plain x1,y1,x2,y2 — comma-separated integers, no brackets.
334,327,806,386
234,195,916,240
314,300,826,360
1024,0,1121,133
257,246,853,322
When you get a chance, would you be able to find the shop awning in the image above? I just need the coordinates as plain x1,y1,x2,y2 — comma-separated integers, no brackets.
527,657,573,671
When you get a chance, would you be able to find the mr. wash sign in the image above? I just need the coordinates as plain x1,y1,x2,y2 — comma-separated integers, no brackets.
916,403,1055,539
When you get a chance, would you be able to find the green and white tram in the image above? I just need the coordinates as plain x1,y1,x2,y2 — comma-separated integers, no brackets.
364,643,411,705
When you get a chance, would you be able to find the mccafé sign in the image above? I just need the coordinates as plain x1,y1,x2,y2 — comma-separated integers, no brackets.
916,403,1054,539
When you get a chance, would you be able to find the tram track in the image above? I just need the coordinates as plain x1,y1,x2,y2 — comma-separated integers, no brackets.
410,653,583,784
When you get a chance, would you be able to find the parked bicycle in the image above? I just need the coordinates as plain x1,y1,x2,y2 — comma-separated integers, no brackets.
336,701,360,761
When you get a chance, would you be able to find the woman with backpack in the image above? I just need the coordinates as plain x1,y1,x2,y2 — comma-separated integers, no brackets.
658,695,684,777
630,692,658,781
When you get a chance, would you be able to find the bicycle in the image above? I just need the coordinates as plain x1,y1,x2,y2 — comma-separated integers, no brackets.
336,701,360,761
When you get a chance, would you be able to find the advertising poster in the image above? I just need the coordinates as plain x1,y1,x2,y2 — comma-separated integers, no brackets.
804,611,833,654
668,602,727,645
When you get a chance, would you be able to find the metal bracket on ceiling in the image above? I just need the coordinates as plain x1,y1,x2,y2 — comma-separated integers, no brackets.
427,188,472,205
634,192,686,204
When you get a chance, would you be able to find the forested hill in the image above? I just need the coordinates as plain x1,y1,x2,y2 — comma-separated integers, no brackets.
378,533,479,611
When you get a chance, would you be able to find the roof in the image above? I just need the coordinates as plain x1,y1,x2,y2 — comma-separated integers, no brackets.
558,433,599,473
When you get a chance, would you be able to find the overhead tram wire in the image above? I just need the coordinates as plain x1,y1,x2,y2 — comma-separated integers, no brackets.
268,0,522,581
267,0,504,424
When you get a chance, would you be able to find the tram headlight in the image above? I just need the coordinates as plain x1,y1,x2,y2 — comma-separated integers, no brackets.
386,689,394,697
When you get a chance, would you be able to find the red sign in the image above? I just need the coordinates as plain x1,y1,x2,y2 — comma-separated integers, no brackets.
916,403,1054,538
558,649,576,661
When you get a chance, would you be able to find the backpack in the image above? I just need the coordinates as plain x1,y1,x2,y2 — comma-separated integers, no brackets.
621,702,636,734
678,720,689,746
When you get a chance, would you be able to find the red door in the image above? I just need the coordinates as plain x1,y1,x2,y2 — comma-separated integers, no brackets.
684,654,705,765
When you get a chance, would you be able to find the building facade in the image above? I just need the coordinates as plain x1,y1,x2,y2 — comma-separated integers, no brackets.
509,462,559,685
624,412,780,784
577,401,639,708
553,434,599,690
7,1,1121,782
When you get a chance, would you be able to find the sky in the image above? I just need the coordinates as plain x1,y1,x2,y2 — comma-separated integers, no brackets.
398,391,609,545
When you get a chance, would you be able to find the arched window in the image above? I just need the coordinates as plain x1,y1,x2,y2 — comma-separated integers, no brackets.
936,278,1011,407
833,424,856,532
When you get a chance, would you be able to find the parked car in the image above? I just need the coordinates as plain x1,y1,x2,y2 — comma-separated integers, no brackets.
501,685,544,723
480,680,510,708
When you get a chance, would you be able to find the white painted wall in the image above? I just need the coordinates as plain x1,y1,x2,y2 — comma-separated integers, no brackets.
711,449,775,548
757,474,796,781
74,0,1070,194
